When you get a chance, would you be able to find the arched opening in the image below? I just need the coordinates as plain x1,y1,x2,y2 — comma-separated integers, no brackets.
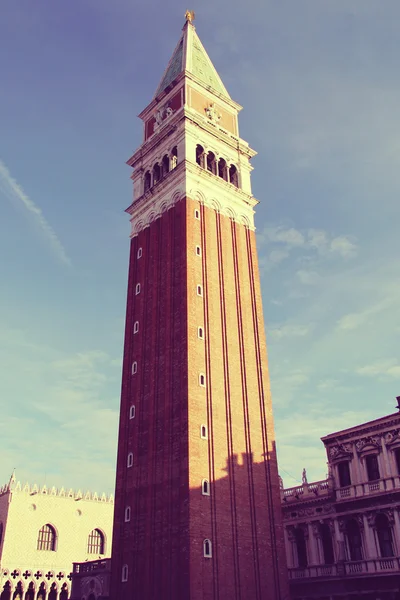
294,527,308,568
206,152,217,175
87,528,105,555
229,164,239,188
171,146,178,169
36,583,46,600
24,582,35,600
202,479,210,495
201,425,207,439
47,584,57,600
12,582,23,600
346,519,363,561
218,157,228,181
59,584,68,600
0,582,11,600
196,145,205,168
320,523,334,564
376,513,394,557
37,524,56,551
144,171,151,193
203,539,212,557
152,163,161,186
365,454,380,481
162,154,169,177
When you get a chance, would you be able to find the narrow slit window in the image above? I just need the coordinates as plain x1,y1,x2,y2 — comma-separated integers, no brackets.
198,327,204,339
122,564,128,582
194,209,200,220
197,285,203,297
132,361,137,375
196,245,201,256
201,425,208,439
127,453,133,468
124,507,131,522
129,406,135,420
203,539,212,558
134,321,139,334
135,283,141,295
202,479,210,496
137,248,142,259
199,374,206,387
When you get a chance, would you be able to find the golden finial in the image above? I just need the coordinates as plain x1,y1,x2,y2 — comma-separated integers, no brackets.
185,10,195,23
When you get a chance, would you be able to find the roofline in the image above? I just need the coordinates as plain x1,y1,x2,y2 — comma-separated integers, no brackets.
321,411,400,442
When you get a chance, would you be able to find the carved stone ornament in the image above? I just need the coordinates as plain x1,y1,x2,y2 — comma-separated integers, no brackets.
311,522,320,537
355,436,381,453
385,509,395,526
287,526,296,542
153,104,174,131
205,103,221,123
384,430,400,445
366,511,376,527
338,519,346,533
322,504,335,515
329,443,352,458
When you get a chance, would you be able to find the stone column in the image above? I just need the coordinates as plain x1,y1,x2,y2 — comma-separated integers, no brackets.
308,522,320,565
334,518,347,561
363,513,378,558
283,526,293,568
390,509,400,555
351,443,361,484
381,437,391,478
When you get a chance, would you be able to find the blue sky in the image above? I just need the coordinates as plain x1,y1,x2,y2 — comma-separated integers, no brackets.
1,0,399,494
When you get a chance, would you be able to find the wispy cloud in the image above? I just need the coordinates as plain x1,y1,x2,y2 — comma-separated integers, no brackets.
269,323,311,340
356,359,400,379
337,296,394,331
0,159,71,266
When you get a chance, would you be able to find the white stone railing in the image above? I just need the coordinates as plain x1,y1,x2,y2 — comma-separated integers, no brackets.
289,557,400,580
283,479,332,501
336,475,400,501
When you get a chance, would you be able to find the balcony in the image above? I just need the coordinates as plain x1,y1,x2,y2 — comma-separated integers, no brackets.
289,557,400,580
283,479,333,503
72,558,111,574
336,475,400,501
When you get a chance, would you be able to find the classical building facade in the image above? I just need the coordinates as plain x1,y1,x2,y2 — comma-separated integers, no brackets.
110,12,288,600
282,405,400,600
0,472,113,600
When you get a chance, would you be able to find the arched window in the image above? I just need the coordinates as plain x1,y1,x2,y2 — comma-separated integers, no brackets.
319,523,334,565
1,582,11,600
144,171,151,193
37,524,56,551
376,513,394,557
25,582,35,600
59,583,68,600
48,582,57,600
194,209,200,220
137,247,142,259
171,146,178,169
127,453,133,468
203,538,212,557
153,163,161,186
206,152,217,175
294,527,308,568
132,361,137,375
122,564,128,582
125,506,131,522
201,425,207,439
365,454,380,481
346,519,363,561
196,144,205,168
202,479,210,495
197,285,203,297
87,528,105,555
196,245,201,256
129,405,135,419
135,283,141,295
162,154,170,176
218,157,228,181
229,164,239,188
198,327,204,339
199,374,206,387
134,321,139,334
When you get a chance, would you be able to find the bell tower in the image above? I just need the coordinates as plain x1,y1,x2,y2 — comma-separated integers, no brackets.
110,13,289,600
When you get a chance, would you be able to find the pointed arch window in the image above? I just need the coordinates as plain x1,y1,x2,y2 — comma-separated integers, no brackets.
87,529,105,555
37,524,56,551
127,453,134,468
122,564,128,582
203,539,212,557
124,506,131,523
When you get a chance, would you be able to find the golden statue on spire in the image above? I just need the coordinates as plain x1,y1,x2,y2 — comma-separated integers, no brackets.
185,10,195,23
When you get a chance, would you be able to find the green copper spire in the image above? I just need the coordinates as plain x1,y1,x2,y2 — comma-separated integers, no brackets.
153,14,230,100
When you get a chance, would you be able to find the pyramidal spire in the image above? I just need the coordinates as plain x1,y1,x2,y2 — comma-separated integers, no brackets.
153,11,230,100
8,469,16,490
